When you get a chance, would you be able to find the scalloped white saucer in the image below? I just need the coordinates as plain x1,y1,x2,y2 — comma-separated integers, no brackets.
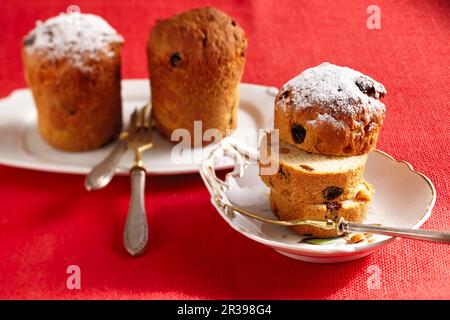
206,149,436,263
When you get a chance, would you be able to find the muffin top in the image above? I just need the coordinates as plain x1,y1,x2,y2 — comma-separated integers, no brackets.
276,62,386,128
148,7,247,71
23,12,123,71
274,63,387,156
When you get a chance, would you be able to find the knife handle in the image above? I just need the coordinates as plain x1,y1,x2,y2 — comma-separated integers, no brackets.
84,140,128,191
123,166,148,256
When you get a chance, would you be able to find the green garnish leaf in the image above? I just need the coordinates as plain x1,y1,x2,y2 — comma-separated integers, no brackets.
299,237,341,245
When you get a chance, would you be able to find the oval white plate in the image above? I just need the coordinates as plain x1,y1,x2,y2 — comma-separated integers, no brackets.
0,80,274,175
201,144,436,263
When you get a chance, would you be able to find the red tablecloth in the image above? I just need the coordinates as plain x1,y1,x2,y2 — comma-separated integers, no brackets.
0,0,449,300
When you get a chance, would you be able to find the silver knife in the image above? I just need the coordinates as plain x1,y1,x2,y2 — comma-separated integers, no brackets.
84,104,148,191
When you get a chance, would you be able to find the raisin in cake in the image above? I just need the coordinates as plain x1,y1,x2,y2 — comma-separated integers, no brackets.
147,7,248,145
259,139,368,204
270,184,373,238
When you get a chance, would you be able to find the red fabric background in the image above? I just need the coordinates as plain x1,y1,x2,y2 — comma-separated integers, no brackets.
0,0,449,299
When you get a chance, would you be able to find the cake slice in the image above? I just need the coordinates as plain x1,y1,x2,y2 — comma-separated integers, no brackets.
269,182,373,238
259,139,368,204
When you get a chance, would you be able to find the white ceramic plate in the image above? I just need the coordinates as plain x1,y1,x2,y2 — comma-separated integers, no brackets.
0,80,275,175
200,143,436,263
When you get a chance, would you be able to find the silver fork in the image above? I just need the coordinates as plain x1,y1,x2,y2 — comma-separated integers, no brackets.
123,104,153,256
84,103,150,191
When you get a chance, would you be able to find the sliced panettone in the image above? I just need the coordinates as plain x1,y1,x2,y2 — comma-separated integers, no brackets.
269,183,373,238
259,139,368,204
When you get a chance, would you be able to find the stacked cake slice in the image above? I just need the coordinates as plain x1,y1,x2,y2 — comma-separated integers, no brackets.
260,139,373,238
259,63,387,238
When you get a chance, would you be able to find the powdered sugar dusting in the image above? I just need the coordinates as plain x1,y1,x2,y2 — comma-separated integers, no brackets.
307,113,346,129
278,62,386,119
24,12,123,72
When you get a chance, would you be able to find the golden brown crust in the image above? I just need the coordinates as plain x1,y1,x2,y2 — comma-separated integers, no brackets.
147,7,247,144
274,63,386,156
270,189,369,238
22,43,123,151
275,102,383,156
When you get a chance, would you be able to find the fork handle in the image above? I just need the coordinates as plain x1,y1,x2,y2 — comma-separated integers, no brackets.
343,222,450,244
123,167,149,256
84,140,128,191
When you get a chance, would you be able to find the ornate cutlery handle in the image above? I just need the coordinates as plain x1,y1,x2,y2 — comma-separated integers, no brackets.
123,167,148,256
84,140,128,191
342,221,450,243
